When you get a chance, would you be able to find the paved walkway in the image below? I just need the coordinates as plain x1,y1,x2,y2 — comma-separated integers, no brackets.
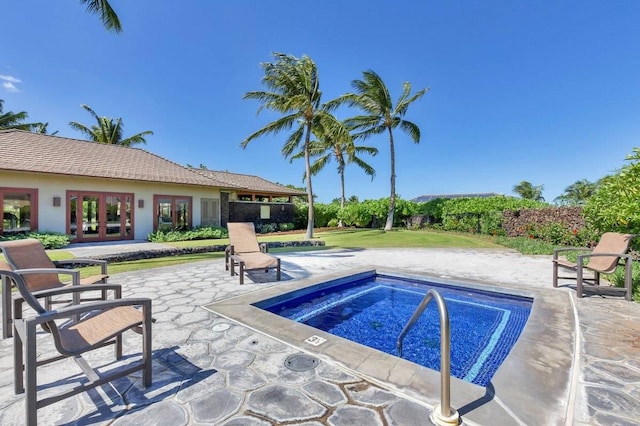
0,245,639,425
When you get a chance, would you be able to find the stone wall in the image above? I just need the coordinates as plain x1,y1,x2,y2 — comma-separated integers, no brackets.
229,201,295,225
71,240,325,263
502,207,584,237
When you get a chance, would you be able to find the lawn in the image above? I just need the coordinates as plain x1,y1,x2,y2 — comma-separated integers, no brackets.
39,228,501,278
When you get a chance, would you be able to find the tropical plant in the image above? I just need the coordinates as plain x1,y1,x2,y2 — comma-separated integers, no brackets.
242,53,342,239
80,0,122,33
293,119,378,223
583,148,640,235
336,70,428,231
554,179,597,206
512,180,545,201
69,104,153,146
440,195,547,235
0,99,42,131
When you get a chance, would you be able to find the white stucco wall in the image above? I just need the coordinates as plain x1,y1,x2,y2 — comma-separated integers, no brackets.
1,171,222,240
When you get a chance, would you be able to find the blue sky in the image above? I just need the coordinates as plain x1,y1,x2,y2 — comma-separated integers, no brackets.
3,1,640,203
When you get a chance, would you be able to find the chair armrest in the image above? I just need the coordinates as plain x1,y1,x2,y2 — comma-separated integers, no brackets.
13,268,80,285
30,283,123,299
259,242,269,253
577,252,632,262
552,247,591,260
26,298,151,325
55,259,108,275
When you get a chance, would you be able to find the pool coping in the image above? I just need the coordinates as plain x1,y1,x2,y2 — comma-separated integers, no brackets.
204,266,575,425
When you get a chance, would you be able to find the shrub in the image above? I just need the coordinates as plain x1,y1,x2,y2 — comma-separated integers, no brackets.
255,223,277,234
0,231,70,249
278,222,295,231
583,148,640,236
148,225,228,242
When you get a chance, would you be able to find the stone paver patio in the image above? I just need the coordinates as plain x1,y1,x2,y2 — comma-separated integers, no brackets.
0,246,639,425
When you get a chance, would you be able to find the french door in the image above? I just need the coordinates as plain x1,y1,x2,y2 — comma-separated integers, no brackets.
68,191,133,242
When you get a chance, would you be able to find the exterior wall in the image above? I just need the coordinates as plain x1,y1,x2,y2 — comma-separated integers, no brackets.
1,171,221,240
229,201,295,225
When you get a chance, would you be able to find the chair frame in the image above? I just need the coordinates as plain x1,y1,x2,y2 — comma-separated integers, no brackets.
552,242,634,301
225,243,281,285
0,268,152,426
1,239,109,339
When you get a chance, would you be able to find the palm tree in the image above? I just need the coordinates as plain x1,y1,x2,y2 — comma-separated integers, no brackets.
513,180,545,201
293,119,378,216
337,70,428,231
0,99,41,131
242,53,338,239
554,179,597,206
69,104,153,146
80,0,122,33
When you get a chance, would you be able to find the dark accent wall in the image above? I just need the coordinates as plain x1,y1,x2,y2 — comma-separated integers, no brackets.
220,192,230,227
229,201,295,225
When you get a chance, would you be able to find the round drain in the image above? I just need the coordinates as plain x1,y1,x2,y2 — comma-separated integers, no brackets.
212,323,231,332
284,354,319,372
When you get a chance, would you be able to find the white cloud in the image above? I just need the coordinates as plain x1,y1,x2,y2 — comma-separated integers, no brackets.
2,81,19,92
0,75,22,92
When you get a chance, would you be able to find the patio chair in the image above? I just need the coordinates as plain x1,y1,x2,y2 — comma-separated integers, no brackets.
0,238,109,338
0,264,152,426
225,222,281,285
552,232,635,301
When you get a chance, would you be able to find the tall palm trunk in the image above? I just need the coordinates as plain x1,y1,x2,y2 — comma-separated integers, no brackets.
304,122,315,239
385,127,396,231
339,163,346,227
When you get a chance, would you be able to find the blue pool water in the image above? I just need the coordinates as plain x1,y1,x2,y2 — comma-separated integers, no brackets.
255,274,532,387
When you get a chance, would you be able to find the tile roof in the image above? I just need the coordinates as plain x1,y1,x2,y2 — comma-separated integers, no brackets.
0,130,241,188
194,169,306,196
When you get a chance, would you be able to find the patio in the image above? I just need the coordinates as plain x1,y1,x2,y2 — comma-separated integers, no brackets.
0,246,639,425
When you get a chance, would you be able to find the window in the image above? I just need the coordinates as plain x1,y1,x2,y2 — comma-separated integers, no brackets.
260,205,271,220
1,188,37,235
153,195,192,230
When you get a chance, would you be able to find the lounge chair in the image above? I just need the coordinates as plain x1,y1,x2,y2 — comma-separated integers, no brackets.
225,222,281,285
0,238,109,338
552,232,635,301
0,263,152,426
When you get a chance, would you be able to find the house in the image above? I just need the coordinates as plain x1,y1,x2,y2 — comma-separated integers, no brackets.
0,130,305,243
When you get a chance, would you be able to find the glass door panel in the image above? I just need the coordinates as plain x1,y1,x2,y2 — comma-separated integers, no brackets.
81,196,101,240
176,199,190,229
157,198,173,230
105,195,122,237
69,195,78,239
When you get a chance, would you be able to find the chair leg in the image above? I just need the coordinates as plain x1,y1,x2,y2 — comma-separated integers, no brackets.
24,322,38,426
577,262,584,298
625,260,633,301
2,276,12,338
143,305,152,387
14,321,24,394
239,262,245,285
276,259,281,281
552,262,558,288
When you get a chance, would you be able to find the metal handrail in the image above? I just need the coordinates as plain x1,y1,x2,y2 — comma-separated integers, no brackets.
397,289,459,425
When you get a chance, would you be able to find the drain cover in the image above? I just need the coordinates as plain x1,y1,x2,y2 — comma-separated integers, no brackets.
284,354,319,372
212,323,231,332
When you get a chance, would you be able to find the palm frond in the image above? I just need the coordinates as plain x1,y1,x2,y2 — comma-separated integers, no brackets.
80,0,122,33
240,113,299,148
